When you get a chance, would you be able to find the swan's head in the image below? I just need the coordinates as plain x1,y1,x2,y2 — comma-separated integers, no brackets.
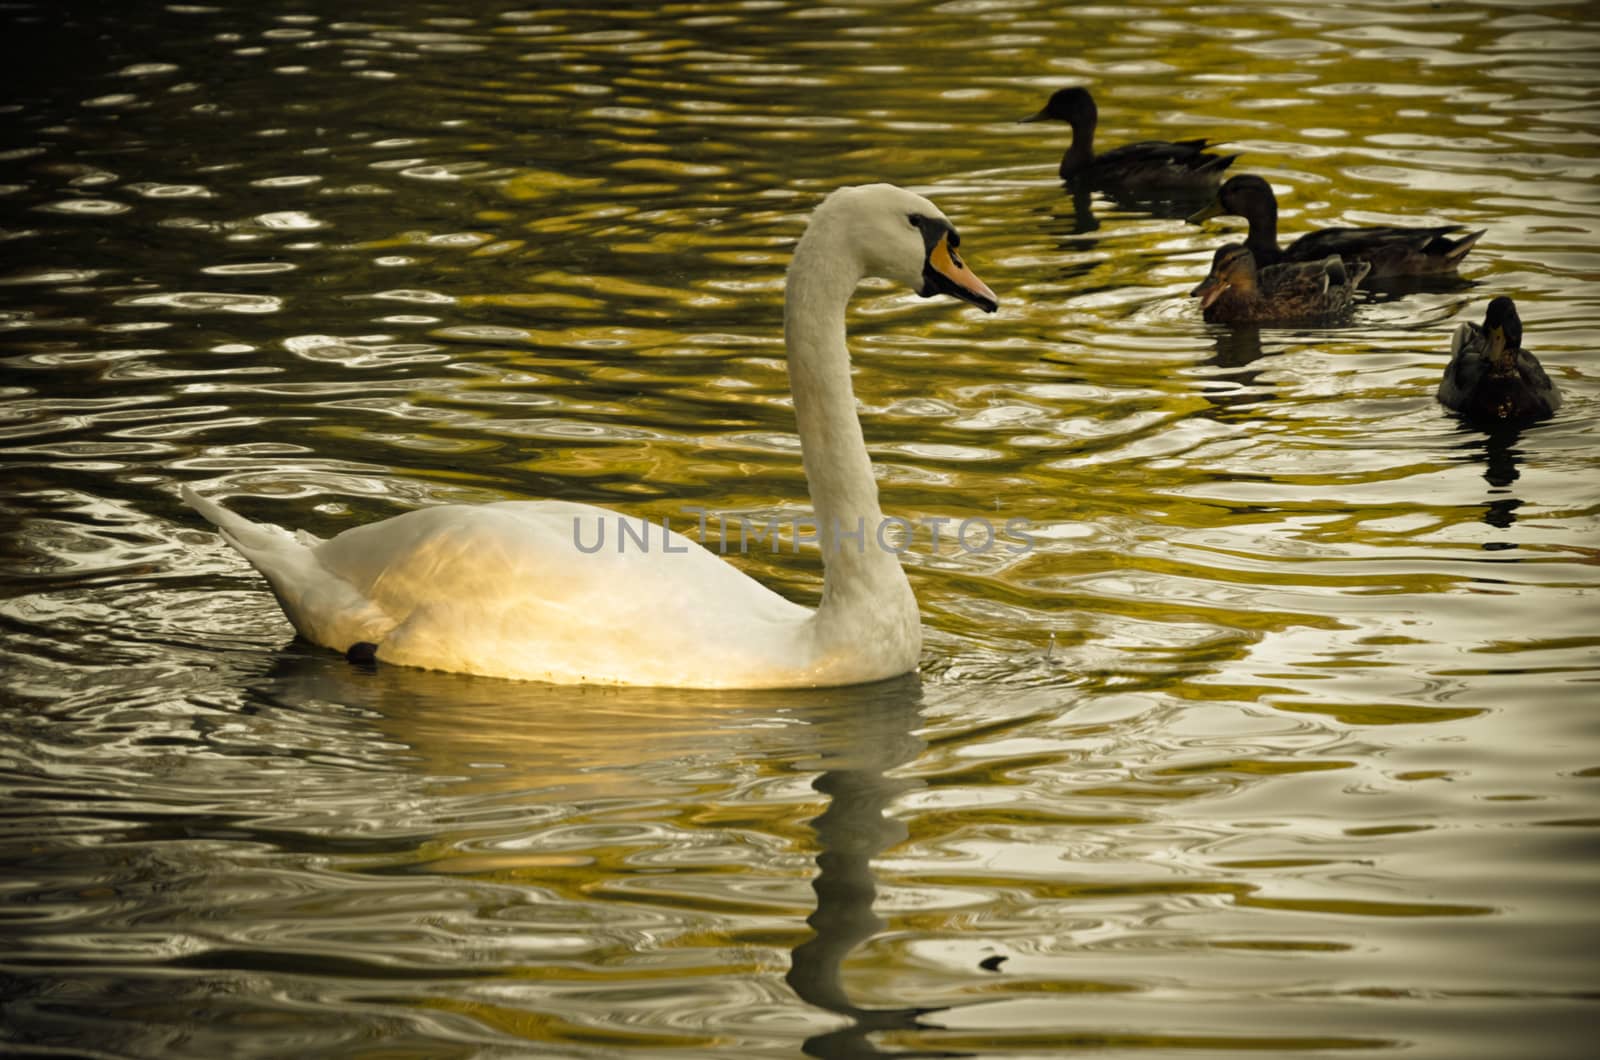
815,183,998,313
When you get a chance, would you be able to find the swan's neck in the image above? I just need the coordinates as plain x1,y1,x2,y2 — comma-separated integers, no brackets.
785,232,914,622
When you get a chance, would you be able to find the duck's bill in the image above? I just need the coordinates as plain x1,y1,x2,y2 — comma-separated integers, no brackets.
921,233,999,313
1486,323,1512,362
1190,275,1229,310
1186,200,1224,225
1018,109,1049,124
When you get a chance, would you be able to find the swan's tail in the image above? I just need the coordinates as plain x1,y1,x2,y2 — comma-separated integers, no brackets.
182,485,301,554
181,486,390,651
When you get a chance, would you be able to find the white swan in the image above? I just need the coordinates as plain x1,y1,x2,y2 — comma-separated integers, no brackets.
184,184,998,688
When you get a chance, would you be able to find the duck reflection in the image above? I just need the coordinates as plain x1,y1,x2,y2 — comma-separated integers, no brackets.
1193,325,1276,418
1453,422,1527,531
1038,182,1216,243
1033,188,1101,248
1207,325,1266,370
1097,185,1224,222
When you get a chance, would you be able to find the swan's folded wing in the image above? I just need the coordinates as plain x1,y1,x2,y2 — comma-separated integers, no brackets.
309,500,814,684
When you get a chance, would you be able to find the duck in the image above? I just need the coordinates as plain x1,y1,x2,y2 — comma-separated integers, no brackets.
1188,174,1483,281
1190,242,1370,324
183,184,999,689
1437,296,1561,422
1020,86,1237,192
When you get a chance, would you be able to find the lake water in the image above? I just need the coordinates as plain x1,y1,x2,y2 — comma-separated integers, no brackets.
2,1,1597,1056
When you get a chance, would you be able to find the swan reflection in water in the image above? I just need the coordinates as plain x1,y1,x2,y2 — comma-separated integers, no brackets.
783,678,971,1059
245,652,969,1058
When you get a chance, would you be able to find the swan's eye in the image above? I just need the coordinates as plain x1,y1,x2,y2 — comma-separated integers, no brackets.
908,213,924,228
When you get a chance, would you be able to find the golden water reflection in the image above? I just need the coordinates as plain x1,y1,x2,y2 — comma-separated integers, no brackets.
1,0,1597,1056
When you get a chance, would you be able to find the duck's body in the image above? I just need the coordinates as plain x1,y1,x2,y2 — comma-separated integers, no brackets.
1189,175,1483,280
1022,87,1236,192
1190,243,1369,324
1438,296,1561,423
185,184,998,688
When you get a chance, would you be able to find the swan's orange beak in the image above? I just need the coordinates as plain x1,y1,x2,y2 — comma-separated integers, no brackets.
922,232,998,313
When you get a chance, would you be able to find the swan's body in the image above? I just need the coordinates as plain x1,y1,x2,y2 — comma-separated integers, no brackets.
185,184,997,688
1189,175,1482,280
1021,87,1237,192
1437,296,1560,423
1190,243,1369,324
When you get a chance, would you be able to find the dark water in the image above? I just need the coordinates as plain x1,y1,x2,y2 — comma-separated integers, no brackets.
2,1,1597,1056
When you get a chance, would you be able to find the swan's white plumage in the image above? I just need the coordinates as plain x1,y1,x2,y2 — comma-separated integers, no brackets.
185,184,988,688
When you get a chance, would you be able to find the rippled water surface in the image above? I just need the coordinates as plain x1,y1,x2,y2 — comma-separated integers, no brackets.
3,1,1598,1056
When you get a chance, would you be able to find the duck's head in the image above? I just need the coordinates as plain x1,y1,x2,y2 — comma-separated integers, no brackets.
1020,86,1097,127
1190,243,1258,309
1481,296,1523,362
814,184,998,313
1188,173,1276,224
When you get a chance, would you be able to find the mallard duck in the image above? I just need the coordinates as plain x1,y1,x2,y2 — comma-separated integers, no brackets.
1190,243,1370,324
1188,174,1484,280
1020,87,1237,191
1437,296,1561,422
